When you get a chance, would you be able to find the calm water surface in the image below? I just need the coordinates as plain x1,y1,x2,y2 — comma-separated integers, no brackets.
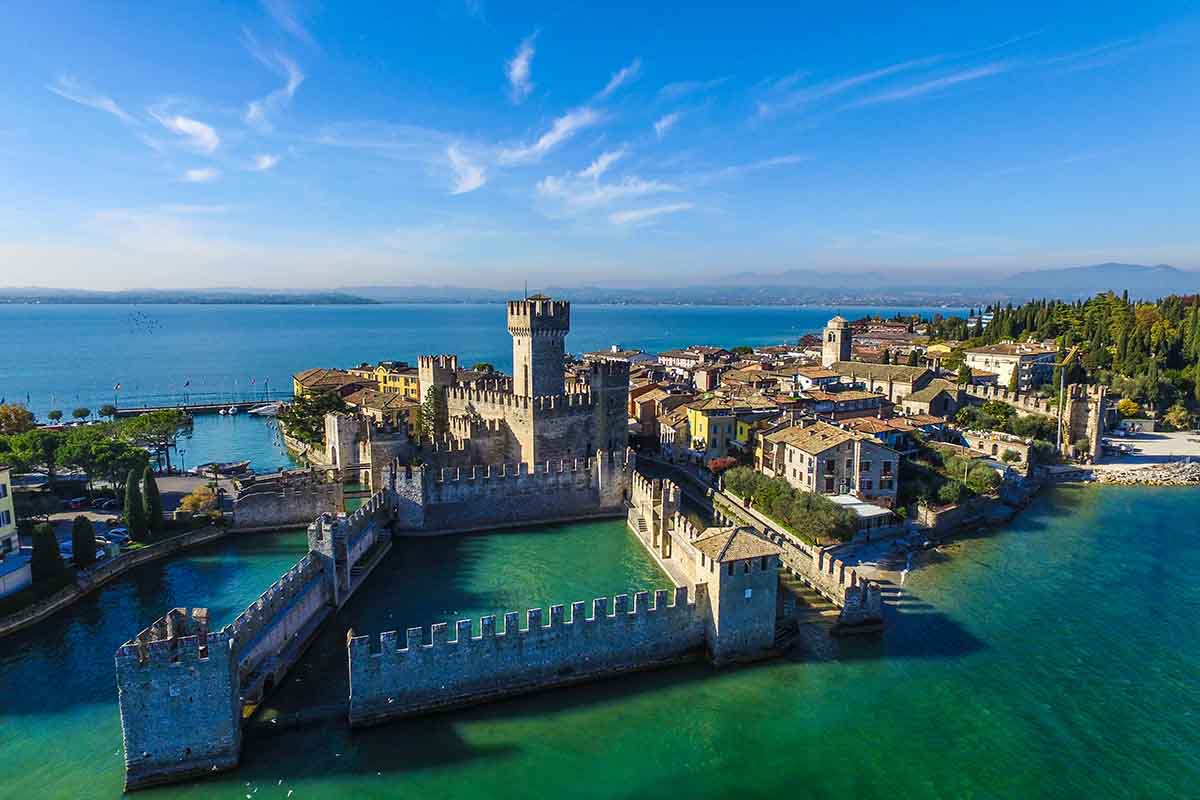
1,485,1197,799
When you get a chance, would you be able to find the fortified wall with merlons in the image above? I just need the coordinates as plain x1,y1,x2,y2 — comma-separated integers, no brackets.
112,294,798,791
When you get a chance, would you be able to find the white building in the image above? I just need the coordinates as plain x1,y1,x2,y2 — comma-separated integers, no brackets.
963,342,1057,390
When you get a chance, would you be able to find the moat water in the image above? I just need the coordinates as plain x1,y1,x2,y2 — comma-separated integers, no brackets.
1,484,1198,798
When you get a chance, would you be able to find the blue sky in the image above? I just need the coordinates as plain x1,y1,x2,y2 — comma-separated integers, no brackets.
1,0,1198,289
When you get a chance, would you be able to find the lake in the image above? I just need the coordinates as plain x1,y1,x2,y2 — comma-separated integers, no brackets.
0,484,1197,798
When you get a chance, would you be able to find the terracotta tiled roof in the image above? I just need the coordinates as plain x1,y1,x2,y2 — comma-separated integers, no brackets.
830,361,931,383
692,526,780,562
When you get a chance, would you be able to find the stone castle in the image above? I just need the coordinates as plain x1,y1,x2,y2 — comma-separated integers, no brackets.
323,295,629,490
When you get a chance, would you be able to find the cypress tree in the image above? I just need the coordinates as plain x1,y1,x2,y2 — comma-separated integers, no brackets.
125,468,148,542
141,464,163,538
31,522,62,581
71,515,96,569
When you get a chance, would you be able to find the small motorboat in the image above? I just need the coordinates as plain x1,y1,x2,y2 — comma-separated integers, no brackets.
227,406,239,415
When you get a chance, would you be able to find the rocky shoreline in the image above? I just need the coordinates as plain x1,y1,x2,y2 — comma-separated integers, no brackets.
1094,460,1200,486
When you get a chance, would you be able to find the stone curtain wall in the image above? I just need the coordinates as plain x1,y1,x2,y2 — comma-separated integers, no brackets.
390,449,633,533
232,479,342,529
347,585,708,726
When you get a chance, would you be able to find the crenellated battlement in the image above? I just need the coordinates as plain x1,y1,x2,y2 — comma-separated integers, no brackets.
417,354,458,371
506,297,570,333
115,607,233,667
531,391,598,414
446,384,531,411
589,358,630,382
448,414,506,438
354,585,705,662
228,554,324,651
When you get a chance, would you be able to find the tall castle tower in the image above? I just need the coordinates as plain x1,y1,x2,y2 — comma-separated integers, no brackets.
822,316,852,367
508,295,569,398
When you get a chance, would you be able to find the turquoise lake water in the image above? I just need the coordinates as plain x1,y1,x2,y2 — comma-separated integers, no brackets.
1,484,1197,798
0,303,964,416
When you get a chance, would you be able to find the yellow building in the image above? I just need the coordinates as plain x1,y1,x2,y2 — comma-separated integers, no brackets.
686,396,780,460
345,362,422,401
0,464,32,598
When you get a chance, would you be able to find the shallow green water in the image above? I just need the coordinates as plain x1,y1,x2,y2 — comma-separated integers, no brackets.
2,486,1198,799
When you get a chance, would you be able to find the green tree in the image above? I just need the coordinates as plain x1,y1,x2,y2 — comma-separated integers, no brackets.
957,364,973,386
1007,367,1019,393
906,350,920,367
99,404,118,419
72,407,91,421
8,429,65,483
30,522,62,581
277,391,347,446
1001,449,1021,464
731,345,754,356
937,480,964,505
472,362,495,373
120,409,190,473
141,464,163,537
47,409,63,424
0,403,36,435
71,516,97,569
125,468,148,542
421,385,449,438
881,349,892,364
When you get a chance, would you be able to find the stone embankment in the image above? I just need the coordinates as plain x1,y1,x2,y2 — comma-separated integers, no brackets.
1095,461,1200,486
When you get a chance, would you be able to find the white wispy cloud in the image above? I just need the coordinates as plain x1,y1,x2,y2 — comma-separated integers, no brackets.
658,77,726,101
610,202,693,225
251,153,281,171
150,110,220,153
47,77,137,125
243,31,305,133
506,32,537,103
850,62,1009,106
537,174,677,209
499,107,601,164
756,56,941,118
447,145,486,194
702,154,807,182
654,112,681,139
183,167,219,183
597,58,642,100
579,149,625,180
262,0,315,47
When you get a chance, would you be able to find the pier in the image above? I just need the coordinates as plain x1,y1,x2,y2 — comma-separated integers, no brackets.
113,398,291,417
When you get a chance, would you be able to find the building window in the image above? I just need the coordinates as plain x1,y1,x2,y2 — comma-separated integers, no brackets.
742,562,750,574
0,483,7,499
860,461,871,472
882,462,893,476
862,479,873,491
760,556,768,571
727,563,734,576
0,510,10,527
845,458,853,470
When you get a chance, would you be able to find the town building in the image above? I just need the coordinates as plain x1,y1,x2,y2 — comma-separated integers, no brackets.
0,465,31,598
898,378,962,418
779,365,842,393
828,361,934,404
343,387,420,429
755,421,900,506
796,389,893,420
685,395,779,461
963,342,1057,390
292,368,368,398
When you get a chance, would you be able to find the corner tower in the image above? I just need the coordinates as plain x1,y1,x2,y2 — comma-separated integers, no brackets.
822,316,852,367
508,295,569,398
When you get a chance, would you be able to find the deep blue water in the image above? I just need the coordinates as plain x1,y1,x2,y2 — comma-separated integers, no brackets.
1,303,965,416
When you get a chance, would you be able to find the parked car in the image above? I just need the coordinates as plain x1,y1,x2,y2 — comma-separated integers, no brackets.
66,497,90,510
96,498,122,511
104,528,130,544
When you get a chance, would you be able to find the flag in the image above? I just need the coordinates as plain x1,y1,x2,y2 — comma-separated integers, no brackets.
184,380,190,388
114,383,121,391
250,377,256,385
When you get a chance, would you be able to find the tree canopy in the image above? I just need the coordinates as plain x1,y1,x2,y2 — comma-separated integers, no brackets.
277,391,348,446
722,467,857,545
0,404,36,435
119,409,190,473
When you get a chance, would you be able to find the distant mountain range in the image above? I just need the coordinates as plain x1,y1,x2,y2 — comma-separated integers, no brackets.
0,288,377,305
4,263,1197,306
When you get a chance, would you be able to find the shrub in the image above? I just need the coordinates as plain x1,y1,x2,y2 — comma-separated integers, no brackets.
178,486,218,515
125,469,148,542
30,523,62,581
71,516,96,569
1000,448,1021,464
1163,403,1192,432
937,480,964,505
721,467,856,544
141,465,163,537
1116,398,1142,418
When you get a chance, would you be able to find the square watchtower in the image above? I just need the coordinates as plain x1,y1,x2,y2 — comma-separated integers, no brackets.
508,295,570,398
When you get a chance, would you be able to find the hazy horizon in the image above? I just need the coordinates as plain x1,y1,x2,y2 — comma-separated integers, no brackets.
2,2,1199,290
